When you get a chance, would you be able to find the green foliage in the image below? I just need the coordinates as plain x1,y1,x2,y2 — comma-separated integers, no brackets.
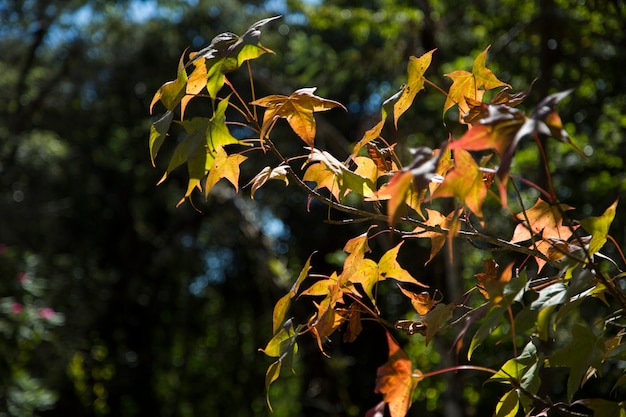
150,16,626,417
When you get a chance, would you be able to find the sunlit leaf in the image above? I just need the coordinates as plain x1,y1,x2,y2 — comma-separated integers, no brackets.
494,390,519,417
432,149,487,219
422,303,453,344
406,208,455,264
272,254,314,333
374,332,418,417
247,165,290,199
149,110,173,166
398,287,439,316
443,46,509,117
150,52,188,113
378,242,427,286
251,87,346,147
573,399,626,417
204,146,247,196
393,49,435,127
580,199,618,255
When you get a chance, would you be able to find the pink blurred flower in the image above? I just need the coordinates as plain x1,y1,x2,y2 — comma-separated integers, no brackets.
17,272,28,284
11,303,23,315
38,307,56,320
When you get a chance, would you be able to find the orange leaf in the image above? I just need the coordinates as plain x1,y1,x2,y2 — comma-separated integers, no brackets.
398,286,439,316
511,198,575,243
251,87,346,148
406,208,455,264
375,332,418,417
432,149,487,219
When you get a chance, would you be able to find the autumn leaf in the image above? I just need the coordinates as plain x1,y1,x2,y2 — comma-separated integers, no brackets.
475,260,513,304
247,165,290,199
378,242,428,287
204,146,247,196
432,148,487,219
393,49,436,127
443,46,510,117
398,287,439,316
352,107,387,158
511,198,575,243
251,87,346,148
374,147,442,226
375,332,419,417
303,148,375,200
406,208,456,264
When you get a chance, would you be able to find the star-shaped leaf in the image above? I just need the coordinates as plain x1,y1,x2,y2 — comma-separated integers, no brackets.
375,332,419,417
378,242,428,287
251,87,346,148
407,208,456,264
443,46,510,117
432,149,487,219
204,146,247,196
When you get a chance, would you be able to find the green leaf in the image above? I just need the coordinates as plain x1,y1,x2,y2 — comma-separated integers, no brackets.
468,305,505,359
149,110,173,166
157,98,239,204
422,303,453,345
550,323,606,402
150,52,188,112
580,199,618,255
265,361,281,412
494,390,519,417
272,254,314,333
573,399,626,417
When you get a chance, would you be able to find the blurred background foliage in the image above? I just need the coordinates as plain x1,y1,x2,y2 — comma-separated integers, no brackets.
0,0,624,416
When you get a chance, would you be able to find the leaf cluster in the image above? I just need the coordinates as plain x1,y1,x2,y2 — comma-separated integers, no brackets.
149,17,626,417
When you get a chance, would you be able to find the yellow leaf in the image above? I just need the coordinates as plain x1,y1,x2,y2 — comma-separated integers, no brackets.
252,87,346,147
393,49,435,127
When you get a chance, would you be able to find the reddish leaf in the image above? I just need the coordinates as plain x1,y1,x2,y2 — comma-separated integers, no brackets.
375,332,418,417
432,149,487,219
252,87,346,148
511,198,575,243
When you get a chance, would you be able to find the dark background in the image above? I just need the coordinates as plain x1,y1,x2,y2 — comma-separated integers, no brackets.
1,0,624,416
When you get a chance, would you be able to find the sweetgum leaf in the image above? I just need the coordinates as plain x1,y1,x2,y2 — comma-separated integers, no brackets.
580,199,618,255
252,87,346,148
432,149,487,219
375,332,418,417
393,49,435,128
550,323,606,402
247,165,290,199
204,146,247,196
378,242,427,287
443,46,509,117
494,390,519,417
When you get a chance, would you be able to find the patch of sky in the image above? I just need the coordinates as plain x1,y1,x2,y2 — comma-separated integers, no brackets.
189,246,235,295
